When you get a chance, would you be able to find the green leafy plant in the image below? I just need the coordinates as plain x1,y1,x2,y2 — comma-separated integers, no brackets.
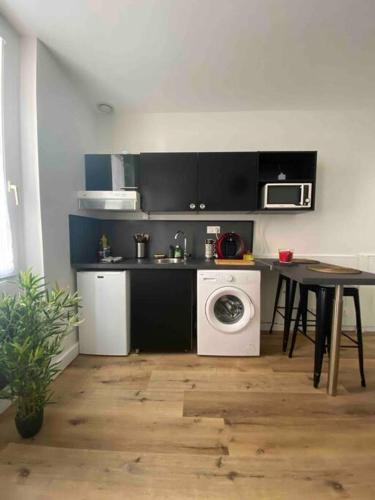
0,270,80,421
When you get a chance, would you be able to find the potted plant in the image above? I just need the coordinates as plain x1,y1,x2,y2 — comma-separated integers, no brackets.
0,270,80,438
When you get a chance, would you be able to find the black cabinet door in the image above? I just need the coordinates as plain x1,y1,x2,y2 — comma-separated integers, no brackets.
197,153,258,211
131,270,194,352
85,154,139,191
85,154,113,190
139,153,198,211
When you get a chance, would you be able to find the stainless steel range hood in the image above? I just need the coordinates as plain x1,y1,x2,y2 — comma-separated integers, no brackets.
77,190,141,211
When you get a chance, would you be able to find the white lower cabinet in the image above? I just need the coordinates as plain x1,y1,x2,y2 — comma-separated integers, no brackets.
77,271,130,355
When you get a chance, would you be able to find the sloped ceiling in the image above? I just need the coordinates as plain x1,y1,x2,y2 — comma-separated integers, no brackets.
1,0,375,112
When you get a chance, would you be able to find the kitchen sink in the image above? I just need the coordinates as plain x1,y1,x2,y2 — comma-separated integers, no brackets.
154,258,185,264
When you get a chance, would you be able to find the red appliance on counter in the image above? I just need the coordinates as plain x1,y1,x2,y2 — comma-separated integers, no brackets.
216,232,245,259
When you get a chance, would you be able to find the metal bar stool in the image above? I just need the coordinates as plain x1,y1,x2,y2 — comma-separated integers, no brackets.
269,274,316,352
269,275,296,351
289,285,366,388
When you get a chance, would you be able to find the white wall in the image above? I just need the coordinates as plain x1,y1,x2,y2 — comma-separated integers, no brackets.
20,37,44,275
0,30,97,413
97,109,375,329
36,41,98,351
98,109,375,255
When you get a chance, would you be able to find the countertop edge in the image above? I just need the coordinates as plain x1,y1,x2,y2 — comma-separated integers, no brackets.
71,259,375,284
71,259,270,271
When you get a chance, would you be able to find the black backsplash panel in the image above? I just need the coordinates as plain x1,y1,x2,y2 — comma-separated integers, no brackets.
104,220,254,259
69,215,102,263
69,215,254,262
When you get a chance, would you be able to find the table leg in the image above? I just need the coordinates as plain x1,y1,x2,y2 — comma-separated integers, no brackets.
314,287,328,388
283,279,296,352
327,285,343,396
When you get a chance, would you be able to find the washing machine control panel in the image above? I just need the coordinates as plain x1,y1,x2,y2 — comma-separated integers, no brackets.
198,270,259,286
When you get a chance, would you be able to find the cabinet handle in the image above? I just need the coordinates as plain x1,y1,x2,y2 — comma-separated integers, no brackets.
199,203,206,210
189,203,196,210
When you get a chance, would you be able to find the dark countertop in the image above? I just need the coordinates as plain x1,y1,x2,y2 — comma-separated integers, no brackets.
72,258,269,271
258,258,375,286
72,258,375,285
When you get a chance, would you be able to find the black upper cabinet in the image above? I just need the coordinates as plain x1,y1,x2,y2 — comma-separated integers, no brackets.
139,152,258,212
139,153,198,212
85,154,139,191
258,152,317,182
257,151,317,211
87,151,316,213
85,154,113,190
197,153,258,211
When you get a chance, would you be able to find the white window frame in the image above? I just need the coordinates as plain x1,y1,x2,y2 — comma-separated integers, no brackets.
0,37,15,279
0,35,23,282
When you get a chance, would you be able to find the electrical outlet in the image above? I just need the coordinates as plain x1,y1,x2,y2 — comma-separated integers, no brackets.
207,226,220,234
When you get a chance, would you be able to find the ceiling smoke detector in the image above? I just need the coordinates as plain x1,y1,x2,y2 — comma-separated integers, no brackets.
97,103,114,114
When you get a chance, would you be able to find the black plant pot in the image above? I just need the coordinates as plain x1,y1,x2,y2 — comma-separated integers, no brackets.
15,409,44,438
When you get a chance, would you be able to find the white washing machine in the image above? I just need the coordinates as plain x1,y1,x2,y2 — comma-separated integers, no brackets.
197,270,260,356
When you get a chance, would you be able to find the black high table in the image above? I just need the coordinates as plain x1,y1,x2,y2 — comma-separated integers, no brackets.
261,259,375,396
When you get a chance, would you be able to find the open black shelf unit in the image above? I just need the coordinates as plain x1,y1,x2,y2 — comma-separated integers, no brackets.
257,151,317,212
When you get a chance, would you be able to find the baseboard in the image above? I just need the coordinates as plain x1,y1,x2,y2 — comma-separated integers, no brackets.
0,342,79,415
0,400,11,414
53,342,79,376
261,322,281,331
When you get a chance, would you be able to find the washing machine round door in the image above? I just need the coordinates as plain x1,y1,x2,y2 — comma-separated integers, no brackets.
205,286,255,333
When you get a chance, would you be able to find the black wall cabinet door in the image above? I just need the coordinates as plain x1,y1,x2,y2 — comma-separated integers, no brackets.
197,153,258,211
139,153,198,211
85,154,113,191
131,270,194,352
85,154,139,191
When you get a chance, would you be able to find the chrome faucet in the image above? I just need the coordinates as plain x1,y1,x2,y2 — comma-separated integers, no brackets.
174,230,188,260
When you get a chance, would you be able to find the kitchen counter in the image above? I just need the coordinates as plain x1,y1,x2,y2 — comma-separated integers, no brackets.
258,258,375,285
72,258,269,271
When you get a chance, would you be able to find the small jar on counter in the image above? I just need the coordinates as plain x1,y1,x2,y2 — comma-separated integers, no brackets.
205,239,215,260
174,245,183,259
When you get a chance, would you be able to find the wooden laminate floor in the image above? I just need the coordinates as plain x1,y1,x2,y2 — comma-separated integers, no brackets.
1,331,375,499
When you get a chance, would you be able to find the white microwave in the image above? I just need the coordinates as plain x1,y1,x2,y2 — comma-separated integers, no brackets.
261,183,312,209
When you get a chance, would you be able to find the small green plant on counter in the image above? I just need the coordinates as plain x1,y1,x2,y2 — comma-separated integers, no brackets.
0,270,80,438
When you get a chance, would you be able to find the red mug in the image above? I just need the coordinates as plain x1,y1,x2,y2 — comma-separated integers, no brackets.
278,249,294,263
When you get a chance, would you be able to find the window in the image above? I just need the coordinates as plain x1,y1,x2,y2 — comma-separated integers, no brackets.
0,38,15,278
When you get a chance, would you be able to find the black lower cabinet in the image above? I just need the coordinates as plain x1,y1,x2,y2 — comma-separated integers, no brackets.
131,270,195,352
